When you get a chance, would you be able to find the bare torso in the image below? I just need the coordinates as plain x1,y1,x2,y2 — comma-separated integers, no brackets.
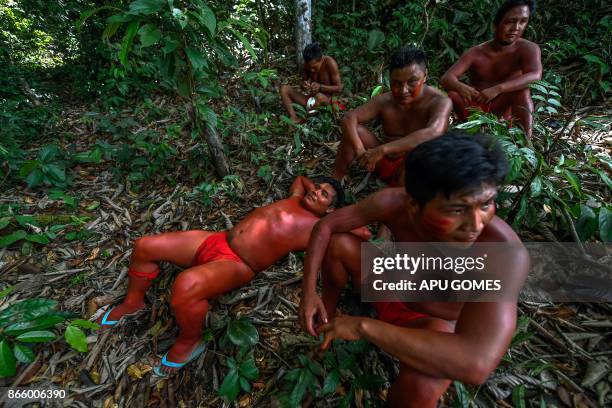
379,188,521,320
378,86,447,141
304,56,339,94
228,197,320,272
468,39,535,90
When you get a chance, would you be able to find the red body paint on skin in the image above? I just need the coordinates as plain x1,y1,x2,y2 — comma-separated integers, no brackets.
422,215,454,235
411,80,424,98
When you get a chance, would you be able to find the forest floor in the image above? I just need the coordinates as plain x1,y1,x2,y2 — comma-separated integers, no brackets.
0,76,611,408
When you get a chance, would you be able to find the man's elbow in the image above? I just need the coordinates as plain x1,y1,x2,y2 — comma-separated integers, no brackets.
440,72,454,89
457,357,496,385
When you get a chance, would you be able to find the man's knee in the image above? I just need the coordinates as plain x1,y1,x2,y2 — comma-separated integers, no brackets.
132,236,157,261
390,364,451,407
170,271,206,309
447,90,465,109
327,233,361,259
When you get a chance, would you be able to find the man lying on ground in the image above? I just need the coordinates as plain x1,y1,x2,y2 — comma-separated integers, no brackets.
333,46,451,186
280,42,343,124
300,131,529,407
440,0,542,137
98,176,370,377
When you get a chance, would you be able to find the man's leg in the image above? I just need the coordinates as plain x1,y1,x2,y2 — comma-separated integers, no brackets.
490,89,533,137
161,260,255,374
100,230,214,323
332,124,380,181
321,233,363,318
388,317,454,408
280,84,308,123
447,91,469,122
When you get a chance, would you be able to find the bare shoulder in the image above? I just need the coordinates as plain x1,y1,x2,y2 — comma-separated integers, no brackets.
324,55,340,69
368,188,407,213
517,38,540,51
423,86,452,110
481,216,522,243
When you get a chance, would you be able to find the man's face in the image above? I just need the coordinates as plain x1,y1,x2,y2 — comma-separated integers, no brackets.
495,5,530,45
390,64,427,105
305,57,323,74
415,184,497,244
301,182,336,216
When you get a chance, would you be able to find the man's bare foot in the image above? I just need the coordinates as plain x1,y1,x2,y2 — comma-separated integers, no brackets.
97,300,145,326
154,338,204,376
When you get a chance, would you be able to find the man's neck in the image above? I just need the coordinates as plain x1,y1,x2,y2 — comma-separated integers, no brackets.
490,38,517,52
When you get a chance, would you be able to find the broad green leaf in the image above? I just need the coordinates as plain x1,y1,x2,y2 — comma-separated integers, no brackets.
38,145,59,162
129,0,165,15
227,27,257,60
547,98,562,107
0,230,27,248
65,326,88,352
507,156,523,182
371,85,383,98
19,160,39,177
239,376,251,392
0,286,14,299
289,369,315,407
4,313,71,335
162,38,179,54
196,103,218,129
218,369,240,401
185,47,209,71
13,344,35,364
15,215,37,227
0,340,16,377
322,368,340,395
227,318,259,347
563,170,581,195
171,8,188,29
15,330,57,343
198,5,216,35
69,319,100,330
367,30,385,51
0,298,58,327
77,6,120,30
138,24,162,47
575,205,597,241
598,207,611,243
512,384,526,408
530,176,542,197
119,21,140,66
25,234,50,245
26,169,44,188
0,217,11,231
452,381,470,408
530,83,548,94
238,354,259,380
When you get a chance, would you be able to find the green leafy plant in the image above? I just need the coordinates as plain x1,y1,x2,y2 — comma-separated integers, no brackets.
0,298,98,378
18,144,68,188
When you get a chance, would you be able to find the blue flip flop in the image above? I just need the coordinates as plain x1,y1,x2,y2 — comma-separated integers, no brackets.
100,308,119,326
153,340,207,377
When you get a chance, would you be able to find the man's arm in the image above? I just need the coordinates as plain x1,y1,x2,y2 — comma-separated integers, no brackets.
481,43,542,101
289,176,315,198
300,190,394,335
319,246,530,383
318,58,343,95
380,96,452,156
440,49,482,100
340,96,385,158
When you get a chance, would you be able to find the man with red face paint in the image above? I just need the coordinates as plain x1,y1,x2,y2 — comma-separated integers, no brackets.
333,46,451,187
299,131,530,407
98,176,371,377
441,0,542,138
280,42,344,124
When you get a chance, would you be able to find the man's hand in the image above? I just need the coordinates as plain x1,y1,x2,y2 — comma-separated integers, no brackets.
458,84,482,102
318,313,365,350
358,147,385,172
480,86,502,102
301,80,312,92
299,290,328,337
309,82,321,95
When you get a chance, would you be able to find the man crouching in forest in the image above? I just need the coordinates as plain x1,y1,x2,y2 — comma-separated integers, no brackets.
300,132,529,407
98,176,370,377
440,0,542,137
280,42,343,123
333,46,451,186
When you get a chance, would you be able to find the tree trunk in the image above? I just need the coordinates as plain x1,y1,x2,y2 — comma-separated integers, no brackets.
295,0,312,67
186,102,230,178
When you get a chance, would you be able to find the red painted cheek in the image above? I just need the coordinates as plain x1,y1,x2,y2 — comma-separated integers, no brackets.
411,81,424,98
422,215,455,235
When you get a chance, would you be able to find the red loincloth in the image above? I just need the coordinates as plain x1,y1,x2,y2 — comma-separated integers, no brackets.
373,301,429,326
458,100,493,121
376,155,405,187
193,232,244,266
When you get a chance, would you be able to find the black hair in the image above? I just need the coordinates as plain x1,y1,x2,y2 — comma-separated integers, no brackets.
389,46,427,72
404,131,508,207
303,43,323,62
314,176,345,208
493,0,535,25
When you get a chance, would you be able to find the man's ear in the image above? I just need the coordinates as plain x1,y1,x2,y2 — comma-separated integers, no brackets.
405,195,420,216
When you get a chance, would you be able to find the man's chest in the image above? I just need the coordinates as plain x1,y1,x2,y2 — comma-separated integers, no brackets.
471,51,523,81
380,105,430,137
